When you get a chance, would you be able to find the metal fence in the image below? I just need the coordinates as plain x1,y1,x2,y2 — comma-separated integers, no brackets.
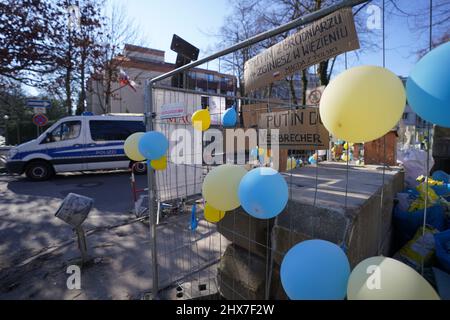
143,0,372,300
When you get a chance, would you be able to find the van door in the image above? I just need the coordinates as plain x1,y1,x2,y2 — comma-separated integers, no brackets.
86,119,145,171
42,119,87,172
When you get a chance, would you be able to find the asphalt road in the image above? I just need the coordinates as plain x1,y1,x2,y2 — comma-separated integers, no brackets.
0,170,147,271
0,171,223,299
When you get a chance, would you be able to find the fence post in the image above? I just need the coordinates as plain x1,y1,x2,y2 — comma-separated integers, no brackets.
145,79,159,299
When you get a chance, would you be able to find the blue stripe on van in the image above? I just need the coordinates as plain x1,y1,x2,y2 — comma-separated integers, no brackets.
12,142,125,160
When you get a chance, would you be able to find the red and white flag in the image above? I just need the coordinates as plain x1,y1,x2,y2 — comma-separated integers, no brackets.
118,69,137,92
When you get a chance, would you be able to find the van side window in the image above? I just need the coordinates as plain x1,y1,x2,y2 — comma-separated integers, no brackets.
45,121,81,143
89,120,145,141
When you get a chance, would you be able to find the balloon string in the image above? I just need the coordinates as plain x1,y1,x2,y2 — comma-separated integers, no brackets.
344,146,349,210
378,0,387,256
421,0,433,276
343,52,349,211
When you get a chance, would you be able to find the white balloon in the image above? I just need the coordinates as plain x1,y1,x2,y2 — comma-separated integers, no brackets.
347,256,440,300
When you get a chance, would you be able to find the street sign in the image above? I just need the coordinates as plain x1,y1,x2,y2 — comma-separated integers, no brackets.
27,99,51,108
33,107,47,114
33,113,48,127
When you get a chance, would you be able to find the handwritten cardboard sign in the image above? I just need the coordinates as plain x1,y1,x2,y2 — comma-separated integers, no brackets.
258,108,330,150
244,8,359,92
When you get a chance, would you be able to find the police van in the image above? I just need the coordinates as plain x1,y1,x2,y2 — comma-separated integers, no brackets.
6,114,147,181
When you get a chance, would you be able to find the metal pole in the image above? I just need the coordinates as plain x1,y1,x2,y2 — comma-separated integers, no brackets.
4,120,8,146
75,226,89,264
144,79,159,299
148,0,368,85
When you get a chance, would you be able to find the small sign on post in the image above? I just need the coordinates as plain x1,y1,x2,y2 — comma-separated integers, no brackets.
33,107,47,114
26,99,51,108
33,113,48,127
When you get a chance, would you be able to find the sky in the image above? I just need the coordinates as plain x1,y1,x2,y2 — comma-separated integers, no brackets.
117,0,444,79
25,0,443,96
123,0,231,64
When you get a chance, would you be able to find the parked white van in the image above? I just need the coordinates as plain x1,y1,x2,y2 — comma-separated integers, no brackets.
6,114,147,181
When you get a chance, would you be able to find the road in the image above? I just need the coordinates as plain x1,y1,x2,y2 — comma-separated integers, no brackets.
0,170,152,299
0,171,224,299
0,170,147,268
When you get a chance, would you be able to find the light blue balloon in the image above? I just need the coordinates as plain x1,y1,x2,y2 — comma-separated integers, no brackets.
308,156,317,164
280,239,350,300
238,167,288,219
222,107,237,127
138,131,168,160
406,42,450,128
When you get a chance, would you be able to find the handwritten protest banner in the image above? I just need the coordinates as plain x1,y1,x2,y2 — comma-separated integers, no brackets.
258,108,330,150
244,8,359,92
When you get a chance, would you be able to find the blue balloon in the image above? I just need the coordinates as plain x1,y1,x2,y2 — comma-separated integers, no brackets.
308,156,317,164
238,167,288,219
406,42,450,128
280,240,350,300
222,107,237,127
138,131,168,160
432,170,449,184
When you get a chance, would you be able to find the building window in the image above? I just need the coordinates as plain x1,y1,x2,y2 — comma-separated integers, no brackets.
201,96,209,109
208,74,214,82
89,120,145,141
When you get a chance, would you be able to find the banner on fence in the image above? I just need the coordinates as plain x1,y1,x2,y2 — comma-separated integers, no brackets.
258,108,330,150
244,8,359,92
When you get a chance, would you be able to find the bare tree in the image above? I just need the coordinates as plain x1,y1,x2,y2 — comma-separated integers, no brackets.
89,1,147,114
215,0,376,105
0,0,60,87
214,0,271,98
387,0,449,57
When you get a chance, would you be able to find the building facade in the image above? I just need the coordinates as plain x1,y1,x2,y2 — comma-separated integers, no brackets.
87,44,237,115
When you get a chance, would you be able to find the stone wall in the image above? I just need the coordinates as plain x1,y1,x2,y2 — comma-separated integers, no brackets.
216,162,404,299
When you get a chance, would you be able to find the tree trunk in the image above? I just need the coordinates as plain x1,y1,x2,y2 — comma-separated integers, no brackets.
65,28,73,115
288,76,298,105
318,60,330,86
301,70,308,105
76,50,86,115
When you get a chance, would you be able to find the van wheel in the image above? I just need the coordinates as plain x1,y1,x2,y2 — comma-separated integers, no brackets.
25,161,54,181
131,161,147,175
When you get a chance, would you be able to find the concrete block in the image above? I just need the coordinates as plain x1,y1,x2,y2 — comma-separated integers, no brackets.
217,244,267,300
216,162,404,298
217,209,273,259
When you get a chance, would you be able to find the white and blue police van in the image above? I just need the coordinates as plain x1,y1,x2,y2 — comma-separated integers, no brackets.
6,114,146,181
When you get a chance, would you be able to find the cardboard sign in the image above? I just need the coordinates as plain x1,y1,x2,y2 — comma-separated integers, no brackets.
244,8,359,92
241,101,288,128
258,108,329,150
242,103,269,128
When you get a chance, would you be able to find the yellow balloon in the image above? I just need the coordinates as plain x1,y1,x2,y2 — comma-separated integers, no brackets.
286,157,296,171
124,132,145,161
347,256,440,300
191,109,211,131
150,155,167,170
202,164,247,211
204,203,226,223
320,66,406,143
